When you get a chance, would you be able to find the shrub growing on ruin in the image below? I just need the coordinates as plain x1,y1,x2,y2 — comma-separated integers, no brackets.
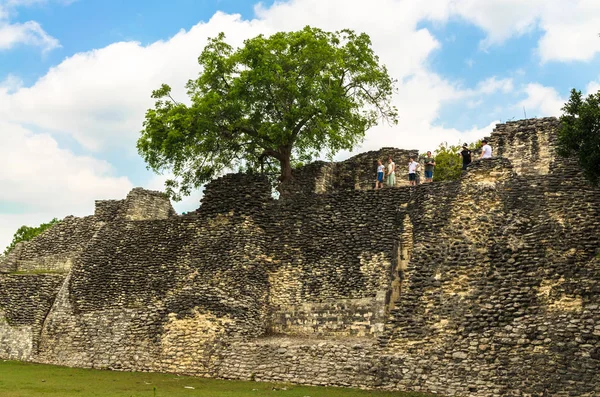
557,88,600,186
431,141,479,182
3,218,60,255
138,26,397,200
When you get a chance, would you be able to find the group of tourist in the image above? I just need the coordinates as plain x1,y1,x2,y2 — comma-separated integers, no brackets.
374,140,493,189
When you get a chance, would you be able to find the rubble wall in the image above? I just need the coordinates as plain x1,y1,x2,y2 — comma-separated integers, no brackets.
0,118,599,396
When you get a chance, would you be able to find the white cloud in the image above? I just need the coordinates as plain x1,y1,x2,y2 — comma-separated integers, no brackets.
0,121,133,248
585,80,600,96
446,0,544,48
476,77,514,94
0,1,512,154
424,0,600,63
0,73,22,92
536,0,600,63
519,83,565,117
0,0,64,52
0,12,270,151
0,19,58,51
5,0,586,248
467,99,483,109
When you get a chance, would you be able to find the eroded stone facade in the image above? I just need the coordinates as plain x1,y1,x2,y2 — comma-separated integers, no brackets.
0,118,599,396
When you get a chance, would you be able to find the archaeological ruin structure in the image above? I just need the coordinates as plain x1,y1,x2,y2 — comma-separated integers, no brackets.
0,117,599,396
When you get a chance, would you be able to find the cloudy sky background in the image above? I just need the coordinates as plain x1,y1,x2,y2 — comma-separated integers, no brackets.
1,0,600,250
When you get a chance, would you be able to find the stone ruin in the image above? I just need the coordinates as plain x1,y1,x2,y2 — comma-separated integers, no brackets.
0,117,599,396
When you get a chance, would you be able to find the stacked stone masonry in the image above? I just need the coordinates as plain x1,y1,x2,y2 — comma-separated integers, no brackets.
0,117,599,396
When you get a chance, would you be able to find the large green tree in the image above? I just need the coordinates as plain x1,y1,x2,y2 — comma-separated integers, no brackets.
4,218,60,256
557,88,600,185
138,26,397,200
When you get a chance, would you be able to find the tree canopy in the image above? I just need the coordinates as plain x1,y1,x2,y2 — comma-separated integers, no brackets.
557,88,600,185
4,218,60,256
138,26,397,200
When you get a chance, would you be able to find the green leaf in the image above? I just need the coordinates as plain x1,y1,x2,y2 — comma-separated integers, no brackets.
557,88,600,186
138,26,398,199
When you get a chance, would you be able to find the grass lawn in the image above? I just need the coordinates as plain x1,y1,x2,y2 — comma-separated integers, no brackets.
0,360,435,397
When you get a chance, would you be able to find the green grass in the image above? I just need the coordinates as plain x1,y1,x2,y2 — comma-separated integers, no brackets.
0,361,435,397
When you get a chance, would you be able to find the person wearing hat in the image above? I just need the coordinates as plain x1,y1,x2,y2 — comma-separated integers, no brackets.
459,143,472,170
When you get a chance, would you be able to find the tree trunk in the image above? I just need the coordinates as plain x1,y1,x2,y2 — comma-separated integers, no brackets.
278,146,293,184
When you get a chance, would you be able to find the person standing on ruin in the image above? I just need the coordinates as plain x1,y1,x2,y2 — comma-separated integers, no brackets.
375,159,385,190
386,157,396,187
408,157,419,186
480,139,492,159
460,143,472,170
423,151,436,183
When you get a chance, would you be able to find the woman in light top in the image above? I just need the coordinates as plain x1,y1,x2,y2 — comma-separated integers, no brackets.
375,159,385,190
386,157,396,187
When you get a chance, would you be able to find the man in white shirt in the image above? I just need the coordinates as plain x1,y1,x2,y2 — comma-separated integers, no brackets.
480,139,492,159
408,157,419,186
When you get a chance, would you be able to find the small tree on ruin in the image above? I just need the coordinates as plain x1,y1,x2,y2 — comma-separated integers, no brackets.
557,88,600,186
429,140,480,182
3,218,60,256
138,26,397,200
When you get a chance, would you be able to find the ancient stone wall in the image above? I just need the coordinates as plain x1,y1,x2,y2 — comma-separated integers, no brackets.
262,187,411,337
0,243,23,273
488,117,559,176
196,173,273,216
283,148,418,196
95,187,175,221
1,118,599,396
15,216,102,273
0,274,66,360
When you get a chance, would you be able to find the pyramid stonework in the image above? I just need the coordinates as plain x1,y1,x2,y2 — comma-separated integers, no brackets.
1,117,599,397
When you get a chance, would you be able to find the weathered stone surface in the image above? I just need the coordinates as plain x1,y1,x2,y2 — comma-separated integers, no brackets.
281,147,420,197
0,118,599,397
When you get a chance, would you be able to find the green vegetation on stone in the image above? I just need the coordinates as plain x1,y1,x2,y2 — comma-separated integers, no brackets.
3,218,60,256
138,26,398,200
557,88,600,186
0,361,436,397
430,141,479,182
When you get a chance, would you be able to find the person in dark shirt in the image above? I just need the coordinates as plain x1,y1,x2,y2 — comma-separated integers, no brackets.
423,151,435,183
460,144,472,170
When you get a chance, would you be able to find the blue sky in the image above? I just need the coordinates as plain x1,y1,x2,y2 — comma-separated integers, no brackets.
1,0,274,85
1,0,600,249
